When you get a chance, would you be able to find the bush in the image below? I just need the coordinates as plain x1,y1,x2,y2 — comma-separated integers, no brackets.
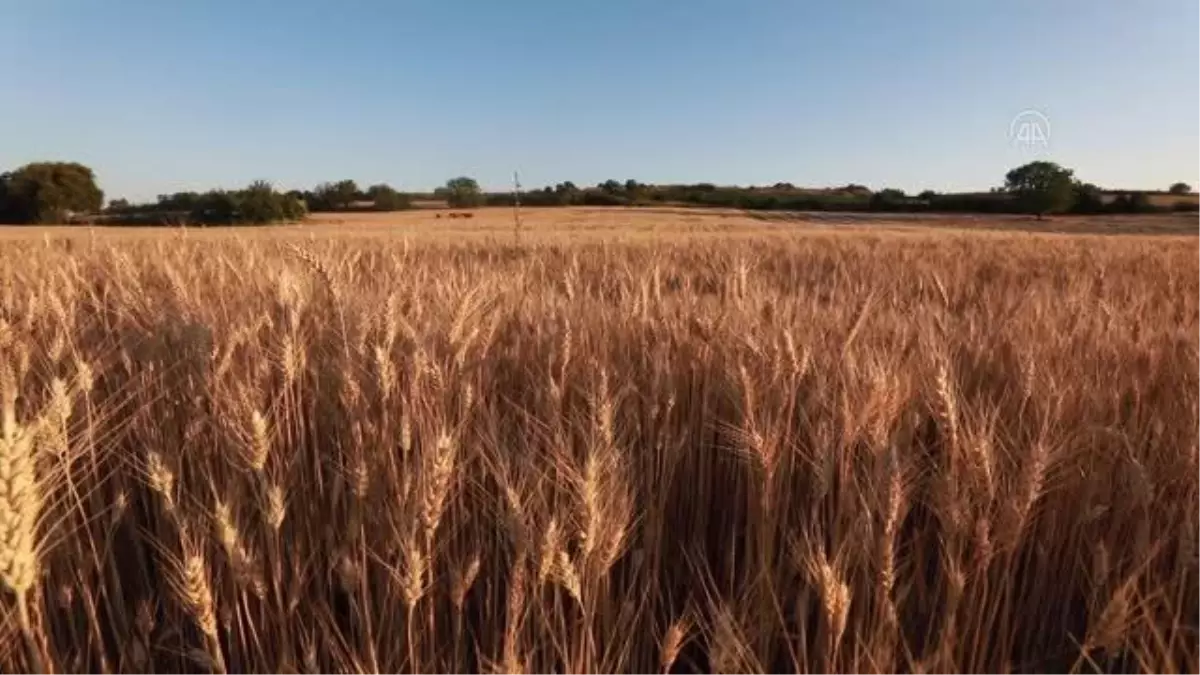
1071,182,1105,214
367,184,411,211
302,180,361,211
579,190,627,206
281,194,308,221
178,182,301,225
1108,192,1158,214
870,188,908,210
190,190,239,224
239,181,286,224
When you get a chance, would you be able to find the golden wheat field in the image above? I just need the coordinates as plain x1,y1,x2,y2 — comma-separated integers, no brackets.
0,210,1196,673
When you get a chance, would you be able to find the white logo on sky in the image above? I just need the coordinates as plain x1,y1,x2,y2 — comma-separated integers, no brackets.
1009,110,1051,151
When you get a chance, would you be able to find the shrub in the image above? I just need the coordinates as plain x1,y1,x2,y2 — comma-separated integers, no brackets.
367,183,411,211
238,180,286,224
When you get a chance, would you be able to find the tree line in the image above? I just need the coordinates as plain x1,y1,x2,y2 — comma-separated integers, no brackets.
0,160,1194,225
483,170,1196,217
100,177,492,225
105,179,414,225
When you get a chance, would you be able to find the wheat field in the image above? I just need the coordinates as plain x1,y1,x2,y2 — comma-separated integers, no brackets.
0,214,1196,673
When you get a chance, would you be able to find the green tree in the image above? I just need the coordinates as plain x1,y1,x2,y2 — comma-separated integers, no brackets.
178,182,302,224
157,192,202,212
1070,182,1105,214
1169,182,1192,195
0,162,104,224
280,193,308,221
917,190,937,201
870,188,907,210
553,181,581,205
600,179,622,195
238,180,285,224
442,176,483,208
190,190,239,224
336,180,361,207
1107,191,1153,214
107,198,131,212
1128,192,1152,213
367,183,411,211
0,173,10,221
311,180,360,211
1003,161,1076,219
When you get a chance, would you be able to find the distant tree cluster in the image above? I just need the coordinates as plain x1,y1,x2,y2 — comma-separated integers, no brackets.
296,179,412,212
104,182,306,225
482,167,1198,216
486,178,952,212
104,178,415,225
0,162,104,223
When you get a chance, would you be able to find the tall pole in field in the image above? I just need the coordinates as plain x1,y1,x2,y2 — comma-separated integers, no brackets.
512,170,523,245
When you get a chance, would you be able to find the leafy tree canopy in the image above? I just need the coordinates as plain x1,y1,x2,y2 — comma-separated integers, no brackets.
1004,161,1076,218
440,176,483,208
367,183,411,211
0,162,104,224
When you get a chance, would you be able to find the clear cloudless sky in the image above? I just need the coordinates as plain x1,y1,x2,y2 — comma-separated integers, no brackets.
2,0,1197,201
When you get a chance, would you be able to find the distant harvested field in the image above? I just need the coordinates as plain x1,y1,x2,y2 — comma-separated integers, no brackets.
8,206,1197,242
0,216,1195,672
310,207,1200,237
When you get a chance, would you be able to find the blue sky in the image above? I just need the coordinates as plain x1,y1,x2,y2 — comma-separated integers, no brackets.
2,1,1196,201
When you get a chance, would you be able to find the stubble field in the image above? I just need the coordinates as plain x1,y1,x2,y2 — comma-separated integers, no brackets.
0,209,1196,673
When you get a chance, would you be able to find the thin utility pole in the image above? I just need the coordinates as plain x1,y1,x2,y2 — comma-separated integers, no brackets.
512,170,523,245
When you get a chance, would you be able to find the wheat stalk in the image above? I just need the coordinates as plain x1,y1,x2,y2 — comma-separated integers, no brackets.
660,615,691,673
808,551,852,657
167,542,226,674
1085,577,1135,657
451,554,481,612
0,418,41,601
145,449,176,514
420,431,457,541
247,409,271,473
0,369,51,673
262,483,286,532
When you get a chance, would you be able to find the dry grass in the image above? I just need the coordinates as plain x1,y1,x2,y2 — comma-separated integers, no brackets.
9,206,1199,242
0,216,1195,673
